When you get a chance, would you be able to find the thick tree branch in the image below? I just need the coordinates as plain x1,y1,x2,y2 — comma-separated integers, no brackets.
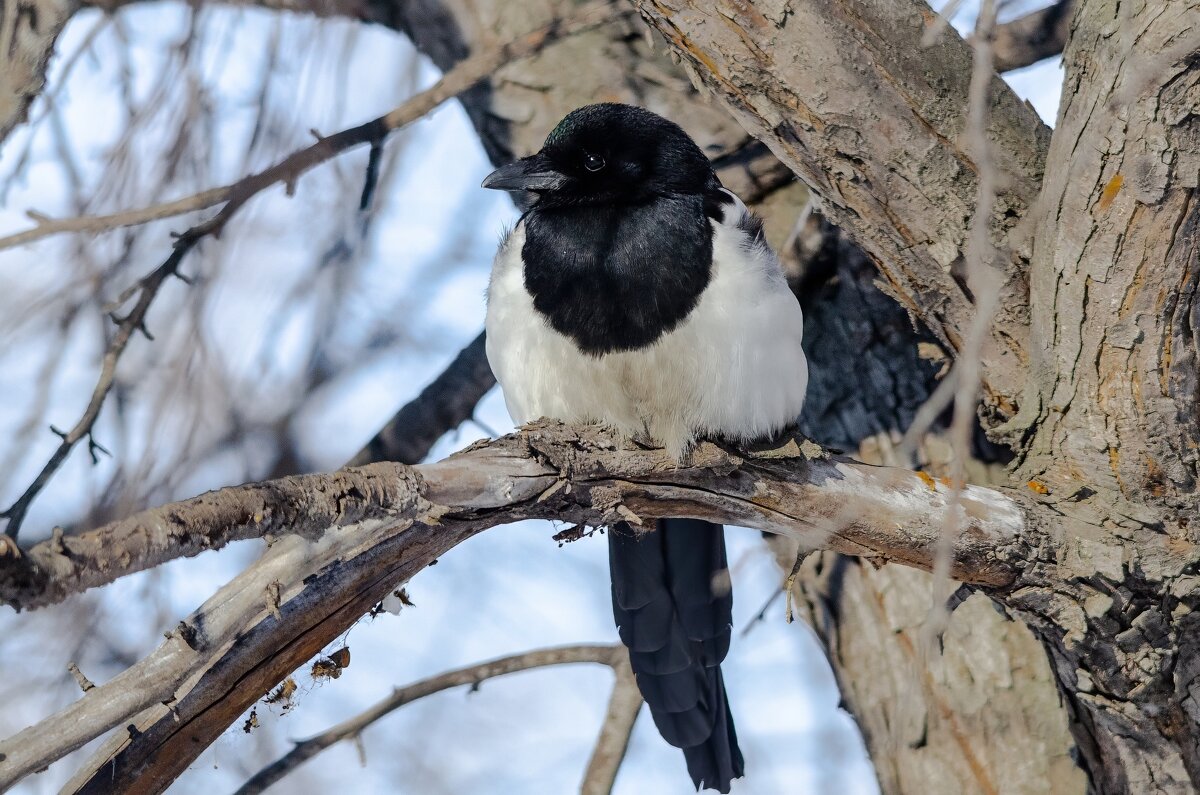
235,644,624,795
628,0,1051,427
0,421,1033,791
1,422,1028,613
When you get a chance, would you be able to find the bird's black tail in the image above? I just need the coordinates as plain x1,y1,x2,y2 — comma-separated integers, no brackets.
608,518,744,793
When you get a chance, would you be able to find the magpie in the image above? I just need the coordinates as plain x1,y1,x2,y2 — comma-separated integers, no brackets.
482,103,808,793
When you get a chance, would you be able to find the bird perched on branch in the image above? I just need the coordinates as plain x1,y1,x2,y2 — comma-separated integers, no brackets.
482,103,808,793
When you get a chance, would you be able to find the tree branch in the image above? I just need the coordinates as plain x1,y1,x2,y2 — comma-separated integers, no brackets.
0,421,1032,791
235,644,623,795
0,186,232,252
0,422,1028,613
580,654,642,795
628,0,1051,426
346,331,495,466
990,0,1075,73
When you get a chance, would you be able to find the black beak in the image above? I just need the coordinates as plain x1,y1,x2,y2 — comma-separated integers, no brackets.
481,154,567,192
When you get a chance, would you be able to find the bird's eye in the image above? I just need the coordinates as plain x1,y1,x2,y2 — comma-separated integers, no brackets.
583,153,606,172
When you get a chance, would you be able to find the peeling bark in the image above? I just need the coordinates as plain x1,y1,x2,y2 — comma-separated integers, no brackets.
0,421,1038,791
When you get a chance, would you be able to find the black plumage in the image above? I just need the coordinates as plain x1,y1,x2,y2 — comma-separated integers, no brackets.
522,196,713,355
609,519,743,792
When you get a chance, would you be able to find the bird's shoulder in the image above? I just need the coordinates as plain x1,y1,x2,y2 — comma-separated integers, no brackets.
705,187,791,289
705,188,765,246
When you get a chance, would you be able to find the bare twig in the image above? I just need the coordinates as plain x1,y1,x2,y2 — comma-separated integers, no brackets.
67,662,95,693
236,644,623,795
581,654,642,795
924,0,1003,652
0,0,620,543
0,186,232,252
1,255,189,540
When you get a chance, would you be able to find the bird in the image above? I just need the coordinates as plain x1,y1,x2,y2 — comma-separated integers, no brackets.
481,103,808,793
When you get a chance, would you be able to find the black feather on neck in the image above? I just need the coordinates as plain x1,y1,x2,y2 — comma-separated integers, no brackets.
522,190,729,356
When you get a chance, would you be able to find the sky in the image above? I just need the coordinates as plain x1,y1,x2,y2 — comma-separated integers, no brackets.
0,2,1064,793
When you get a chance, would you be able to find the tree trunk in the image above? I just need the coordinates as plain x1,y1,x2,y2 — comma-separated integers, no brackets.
779,547,1087,795
1002,1,1200,790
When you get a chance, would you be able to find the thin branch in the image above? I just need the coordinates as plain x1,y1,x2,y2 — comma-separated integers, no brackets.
1,255,189,540
0,186,231,252
581,654,642,795
924,0,1003,651
236,644,623,795
0,0,620,543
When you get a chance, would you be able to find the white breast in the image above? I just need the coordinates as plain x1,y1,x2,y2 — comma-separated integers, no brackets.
485,192,808,459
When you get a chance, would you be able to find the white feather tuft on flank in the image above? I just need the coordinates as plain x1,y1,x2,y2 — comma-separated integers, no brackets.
485,190,808,459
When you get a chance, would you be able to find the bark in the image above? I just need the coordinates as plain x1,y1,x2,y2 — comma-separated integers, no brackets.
630,0,1051,427
0,0,76,143
1001,2,1200,790
780,550,1086,795
0,421,1036,792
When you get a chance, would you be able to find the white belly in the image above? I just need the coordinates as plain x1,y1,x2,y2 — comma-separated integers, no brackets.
485,212,808,459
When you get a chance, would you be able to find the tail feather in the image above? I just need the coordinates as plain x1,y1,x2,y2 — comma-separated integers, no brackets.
682,668,742,790
608,519,745,793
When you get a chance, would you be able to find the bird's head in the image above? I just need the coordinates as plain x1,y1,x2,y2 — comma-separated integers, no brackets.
481,103,717,208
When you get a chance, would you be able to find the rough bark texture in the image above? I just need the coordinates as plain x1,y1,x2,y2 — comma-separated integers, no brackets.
0,421,1037,792
781,548,1087,795
999,2,1200,790
0,0,76,143
630,0,1051,426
